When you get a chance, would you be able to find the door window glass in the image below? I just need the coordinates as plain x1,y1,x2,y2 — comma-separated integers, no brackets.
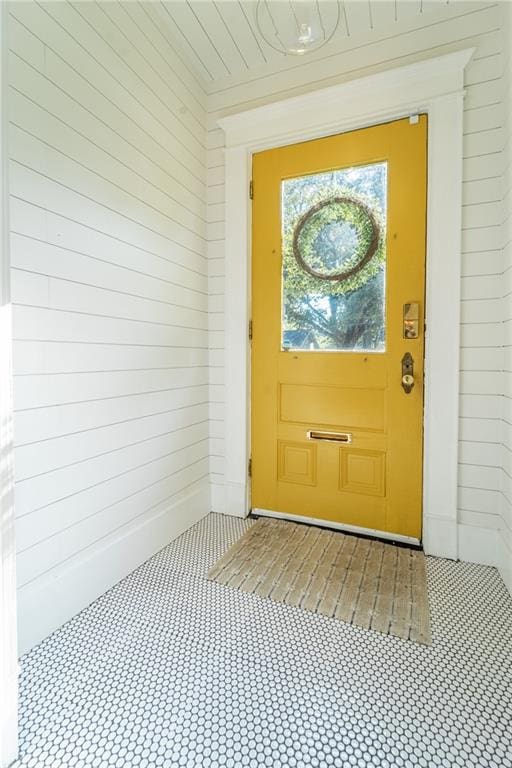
281,162,387,352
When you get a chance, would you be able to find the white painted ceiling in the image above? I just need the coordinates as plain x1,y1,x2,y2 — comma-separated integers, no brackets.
156,1,457,87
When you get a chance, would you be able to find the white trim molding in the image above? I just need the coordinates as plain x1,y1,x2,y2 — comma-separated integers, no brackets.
0,3,18,766
218,49,475,559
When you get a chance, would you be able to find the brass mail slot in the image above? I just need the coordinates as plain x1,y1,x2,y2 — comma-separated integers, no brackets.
307,430,353,444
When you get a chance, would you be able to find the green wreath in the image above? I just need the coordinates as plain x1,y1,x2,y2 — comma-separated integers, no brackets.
292,196,381,285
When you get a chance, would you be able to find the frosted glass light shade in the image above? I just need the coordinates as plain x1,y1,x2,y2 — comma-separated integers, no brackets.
255,1,340,56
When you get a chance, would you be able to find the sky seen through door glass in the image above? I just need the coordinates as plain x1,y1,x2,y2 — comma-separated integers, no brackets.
281,161,388,352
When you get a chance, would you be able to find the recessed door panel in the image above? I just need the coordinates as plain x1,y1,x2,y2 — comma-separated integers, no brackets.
277,441,317,486
339,449,386,497
279,383,386,431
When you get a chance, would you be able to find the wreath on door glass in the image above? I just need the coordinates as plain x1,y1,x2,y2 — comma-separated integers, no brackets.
292,196,381,283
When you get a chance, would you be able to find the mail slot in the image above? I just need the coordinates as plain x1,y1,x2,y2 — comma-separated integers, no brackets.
306,430,353,444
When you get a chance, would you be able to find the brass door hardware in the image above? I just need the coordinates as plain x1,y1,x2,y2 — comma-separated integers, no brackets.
401,352,415,394
403,302,420,339
307,430,353,444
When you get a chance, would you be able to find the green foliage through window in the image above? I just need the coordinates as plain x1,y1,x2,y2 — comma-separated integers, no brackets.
281,162,387,352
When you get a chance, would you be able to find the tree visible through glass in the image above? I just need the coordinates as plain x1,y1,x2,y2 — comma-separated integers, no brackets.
281,162,387,352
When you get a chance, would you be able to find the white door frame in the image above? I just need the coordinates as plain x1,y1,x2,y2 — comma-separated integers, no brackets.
0,3,18,766
218,49,474,559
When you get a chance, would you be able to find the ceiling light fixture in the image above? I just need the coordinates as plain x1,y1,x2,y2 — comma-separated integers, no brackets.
255,1,340,56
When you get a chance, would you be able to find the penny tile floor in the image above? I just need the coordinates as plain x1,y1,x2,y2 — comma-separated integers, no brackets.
14,513,512,768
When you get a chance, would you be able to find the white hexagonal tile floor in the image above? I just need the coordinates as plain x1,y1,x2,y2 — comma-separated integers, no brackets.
13,513,512,768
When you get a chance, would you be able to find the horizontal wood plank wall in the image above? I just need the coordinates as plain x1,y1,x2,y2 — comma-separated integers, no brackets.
206,2,509,573
8,0,209,654
499,2,512,592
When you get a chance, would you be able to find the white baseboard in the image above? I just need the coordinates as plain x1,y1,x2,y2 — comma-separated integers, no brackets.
423,515,458,559
210,482,226,515
226,481,248,518
210,481,248,518
17,481,209,656
457,523,498,567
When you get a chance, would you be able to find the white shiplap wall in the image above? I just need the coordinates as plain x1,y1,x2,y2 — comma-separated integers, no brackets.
207,1,510,572
8,0,209,654
499,1,512,591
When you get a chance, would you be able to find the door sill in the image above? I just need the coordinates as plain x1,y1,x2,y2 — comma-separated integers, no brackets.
251,508,421,547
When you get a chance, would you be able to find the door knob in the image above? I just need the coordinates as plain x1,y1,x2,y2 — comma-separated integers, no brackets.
401,353,415,394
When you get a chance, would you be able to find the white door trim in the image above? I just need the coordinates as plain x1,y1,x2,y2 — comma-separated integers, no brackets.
218,49,474,560
0,3,18,766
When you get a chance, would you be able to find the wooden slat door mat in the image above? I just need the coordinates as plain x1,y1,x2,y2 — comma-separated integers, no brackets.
207,518,432,644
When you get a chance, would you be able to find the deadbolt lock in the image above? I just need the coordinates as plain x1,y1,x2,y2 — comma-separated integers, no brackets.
403,302,420,339
401,353,415,394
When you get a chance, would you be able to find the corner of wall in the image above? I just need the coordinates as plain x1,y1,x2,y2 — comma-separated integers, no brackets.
498,0,512,595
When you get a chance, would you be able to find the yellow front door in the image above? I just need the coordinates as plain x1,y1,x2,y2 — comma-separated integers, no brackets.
251,117,427,540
